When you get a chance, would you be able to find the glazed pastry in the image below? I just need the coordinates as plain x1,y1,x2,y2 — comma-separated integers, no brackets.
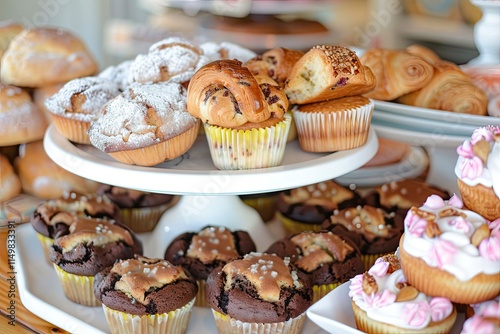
284,45,376,104
245,47,304,88
360,48,434,101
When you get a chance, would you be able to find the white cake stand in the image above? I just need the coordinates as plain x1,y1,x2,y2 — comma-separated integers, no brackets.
43,124,378,257
468,0,500,66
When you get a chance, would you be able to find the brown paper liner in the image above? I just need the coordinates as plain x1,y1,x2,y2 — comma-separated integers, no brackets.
399,235,500,304
108,123,199,167
50,114,91,144
457,179,500,221
351,300,457,334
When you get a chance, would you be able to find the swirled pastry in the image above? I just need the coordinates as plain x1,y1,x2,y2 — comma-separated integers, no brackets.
187,59,288,129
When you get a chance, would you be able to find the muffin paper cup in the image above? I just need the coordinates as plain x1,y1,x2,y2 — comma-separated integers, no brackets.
457,179,500,221
50,114,91,144
36,233,53,264
292,100,373,152
103,298,195,334
241,194,279,222
195,279,207,307
118,196,180,233
276,212,323,235
108,122,199,167
362,252,392,272
312,283,341,304
53,264,100,306
211,310,306,334
203,113,291,170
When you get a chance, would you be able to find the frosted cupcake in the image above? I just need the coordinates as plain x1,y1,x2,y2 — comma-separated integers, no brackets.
461,296,500,334
455,125,500,220
187,59,291,170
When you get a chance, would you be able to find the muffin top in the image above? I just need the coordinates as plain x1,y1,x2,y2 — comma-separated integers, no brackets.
94,255,198,315
401,194,499,281
349,254,455,330
97,184,176,208
205,252,312,323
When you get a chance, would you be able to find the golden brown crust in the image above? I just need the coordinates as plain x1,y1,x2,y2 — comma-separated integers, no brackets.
1,28,98,87
297,96,371,113
284,45,376,104
187,59,288,128
0,153,22,202
0,21,23,60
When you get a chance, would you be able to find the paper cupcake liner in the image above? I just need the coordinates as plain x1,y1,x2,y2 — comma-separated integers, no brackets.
118,197,180,233
457,179,500,221
108,122,199,167
240,194,279,222
292,100,373,152
102,298,195,334
50,114,91,145
312,283,341,304
276,212,323,235
53,264,100,306
195,279,207,307
203,113,291,170
36,233,53,264
399,237,500,304
211,310,306,334
351,300,457,334
286,112,297,143
362,252,392,272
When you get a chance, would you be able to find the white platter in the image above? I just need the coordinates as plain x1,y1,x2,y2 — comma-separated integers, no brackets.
336,146,429,187
43,124,378,196
307,282,465,334
15,223,327,334
374,100,500,127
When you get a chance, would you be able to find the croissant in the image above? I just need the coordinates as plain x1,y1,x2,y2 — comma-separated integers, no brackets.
397,66,488,115
187,59,288,129
284,45,376,104
405,44,460,71
360,49,434,101
244,47,304,88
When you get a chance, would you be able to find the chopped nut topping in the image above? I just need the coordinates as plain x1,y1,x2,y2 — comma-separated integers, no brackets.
425,220,442,238
410,206,436,221
362,272,378,295
396,286,419,302
439,208,467,218
472,139,490,164
471,224,490,247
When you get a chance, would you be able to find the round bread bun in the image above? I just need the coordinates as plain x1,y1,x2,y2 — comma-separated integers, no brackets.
0,21,23,64
0,153,22,202
14,140,101,199
33,83,64,123
0,84,48,146
1,27,98,87
363,137,410,167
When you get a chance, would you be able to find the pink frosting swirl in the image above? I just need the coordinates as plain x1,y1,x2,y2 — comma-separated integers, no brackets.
369,260,389,277
459,156,484,179
457,139,475,158
404,301,431,327
423,195,446,209
489,219,500,236
478,299,500,318
461,315,496,334
471,125,500,144
348,274,363,298
363,289,396,308
429,297,454,322
428,239,458,268
479,233,500,261
448,194,464,208
449,216,471,233
404,210,427,237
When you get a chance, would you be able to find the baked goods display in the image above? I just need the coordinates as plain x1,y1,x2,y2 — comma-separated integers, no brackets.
0,20,23,67
50,216,143,306
164,226,257,306
266,229,365,303
205,252,312,334
200,41,257,64
349,253,457,333
0,153,21,202
455,125,500,221
94,255,198,334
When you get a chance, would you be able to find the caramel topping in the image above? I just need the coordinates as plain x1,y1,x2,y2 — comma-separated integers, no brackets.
284,180,354,209
186,227,238,263
290,231,354,272
56,217,133,253
112,256,188,305
471,224,490,247
331,205,393,241
362,272,378,295
223,253,299,302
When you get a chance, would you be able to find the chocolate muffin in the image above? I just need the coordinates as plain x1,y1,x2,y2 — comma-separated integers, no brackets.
164,226,256,306
276,180,362,234
94,255,197,334
322,205,404,270
206,252,312,334
266,229,365,303
50,216,143,306
97,184,179,232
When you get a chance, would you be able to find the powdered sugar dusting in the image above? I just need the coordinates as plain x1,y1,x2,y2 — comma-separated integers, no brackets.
98,60,133,91
0,86,39,127
200,41,256,63
88,82,198,152
44,77,120,122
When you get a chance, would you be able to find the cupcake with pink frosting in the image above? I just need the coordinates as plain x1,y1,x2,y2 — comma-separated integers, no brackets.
455,125,500,220
349,253,457,333
461,296,500,334
399,194,500,305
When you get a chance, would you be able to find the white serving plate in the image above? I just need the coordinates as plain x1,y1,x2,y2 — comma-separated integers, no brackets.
15,223,327,334
307,282,465,334
374,100,500,127
336,146,429,187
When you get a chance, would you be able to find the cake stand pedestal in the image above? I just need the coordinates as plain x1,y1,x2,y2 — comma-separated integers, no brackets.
468,0,500,66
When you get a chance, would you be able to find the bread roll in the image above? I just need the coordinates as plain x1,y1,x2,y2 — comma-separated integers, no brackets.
360,49,434,101
284,45,376,104
1,28,98,87
0,21,23,64
14,141,100,199
0,84,48,146
0,153,22,202
33,84,64,123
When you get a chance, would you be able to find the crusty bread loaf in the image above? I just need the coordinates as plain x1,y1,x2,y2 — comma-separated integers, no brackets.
284,45,376,104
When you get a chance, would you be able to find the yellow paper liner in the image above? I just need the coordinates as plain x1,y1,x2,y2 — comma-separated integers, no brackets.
108,122,199,167
203,113,291,170
240,194,279,222
102,298,195,334
211,310,306,334
195,279,207,307
50,114,91,145
118,196,180,233
36,232,53,264
351,300,457,334
312,283,341,304
276,211,323,235
53,264,100,306
457,179,500,221
292,100,373,152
